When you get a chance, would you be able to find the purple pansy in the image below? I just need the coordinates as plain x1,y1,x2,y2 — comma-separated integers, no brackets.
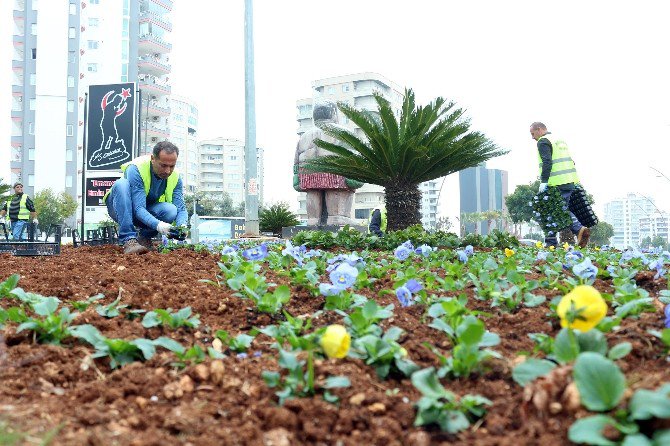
242,243,268,261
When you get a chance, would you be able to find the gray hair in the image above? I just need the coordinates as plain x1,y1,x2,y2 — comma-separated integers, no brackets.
153,141,179,157
530,122,547,131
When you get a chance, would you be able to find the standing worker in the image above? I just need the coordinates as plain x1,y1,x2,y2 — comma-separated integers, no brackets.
530,122,590,248
103,141,188,254
368,207,386,237
0,182,38,241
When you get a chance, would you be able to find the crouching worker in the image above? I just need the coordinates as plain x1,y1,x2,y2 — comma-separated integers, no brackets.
368,207,387,237
103,141,188,254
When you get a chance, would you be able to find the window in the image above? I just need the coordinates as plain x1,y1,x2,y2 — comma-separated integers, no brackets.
28,148,35,160
67,100,75,113
29,74,36,85
66,125,74,136
230,156,237,161
69,3,76,14
122,0,130,15
87,40,99,50
88,18,99,27
68,27,76,39
32,0,38,10
327,87,335,95
342,84,350,93
29,99,36,110
31,48,37,59
355,209,371,219
87,63,98,72
28,175,35,187
67,76,74,88
65,176,73,188
122,18,129,38
68,51,76,63
29,122,34,135
30,23,37,35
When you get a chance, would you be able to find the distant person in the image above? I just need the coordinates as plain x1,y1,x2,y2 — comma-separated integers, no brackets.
530,122,590,248
103,141,188,254
0,182,38,241
368,207,386,237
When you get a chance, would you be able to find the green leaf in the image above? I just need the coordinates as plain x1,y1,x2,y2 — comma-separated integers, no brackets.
512,358,557,386
568,415,619,446
141,311,161,328
411,367,446,399
132,338,157,360
607,342,632,360
653,430,670,445
152,337,185,354
456,316,484,345
261,370,280,387
70,324,105,347
620,434,652,446
629,387,670,420
554,328,580,363
577,330,608,355
278,349,300,370
573,352,626,411
33,297,60,316
322,376,351,389
395,358,420,377
439,410,470,434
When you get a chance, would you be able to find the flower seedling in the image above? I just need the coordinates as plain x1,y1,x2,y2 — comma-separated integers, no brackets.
350,326,419,379
214,329,255,353
142,307,201,330
16,297,78,345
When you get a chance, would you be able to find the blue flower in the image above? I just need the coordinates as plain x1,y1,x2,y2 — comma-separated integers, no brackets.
242,243,268,261
401,240,415,250
665,305,670,328
662,251,670,260
395,286,412,307
405,279,423,293
328,263,359,289
414,244,434,257
606,265,617,275
236,352,248,359
221,245,238,256
573,258,598,281
394,245,412,261
456,250,468,263
464,245,474,256
565,252,581,265
649,259,666,280
536,251,548,261
319,283,345,296
162,235,169,246
327,252,365,271
282,240,304,265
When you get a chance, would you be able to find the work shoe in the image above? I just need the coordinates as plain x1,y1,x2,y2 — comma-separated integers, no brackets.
123,238,149,255
136,235,154,251
577,227,591,248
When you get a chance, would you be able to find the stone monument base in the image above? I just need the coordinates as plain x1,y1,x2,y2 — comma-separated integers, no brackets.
281,224,368,239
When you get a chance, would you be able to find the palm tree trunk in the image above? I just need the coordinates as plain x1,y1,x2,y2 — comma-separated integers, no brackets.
385,182,422,231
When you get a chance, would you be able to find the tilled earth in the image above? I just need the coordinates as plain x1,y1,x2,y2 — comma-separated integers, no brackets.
0,245,668,445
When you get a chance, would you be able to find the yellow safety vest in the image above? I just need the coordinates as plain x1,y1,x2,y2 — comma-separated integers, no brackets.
5,194,29,220
537,134,579,186
103,155,179,203
368,208,387,233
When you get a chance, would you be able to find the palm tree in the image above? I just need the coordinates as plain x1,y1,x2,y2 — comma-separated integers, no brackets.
481,210,502,234
302,89,507,231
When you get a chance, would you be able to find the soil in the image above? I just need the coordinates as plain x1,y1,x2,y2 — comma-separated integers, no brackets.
0,245,668,446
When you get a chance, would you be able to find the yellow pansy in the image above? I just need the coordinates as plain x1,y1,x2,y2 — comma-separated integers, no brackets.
535,241,544,248
556,285,608,332
504,248,515,257
320,324,351,359
549,246,555,251
563,242,570,250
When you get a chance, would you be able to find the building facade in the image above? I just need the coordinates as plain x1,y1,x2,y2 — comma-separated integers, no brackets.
458,164,509,235
604,193,661,249
168,95,198,192
294,73,443,228
638,213,670,247
10,0,173,229
197,138,264,209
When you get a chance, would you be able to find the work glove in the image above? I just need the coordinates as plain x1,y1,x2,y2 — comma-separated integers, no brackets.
539,183,548,193
167,225,187,241
156,221,172,236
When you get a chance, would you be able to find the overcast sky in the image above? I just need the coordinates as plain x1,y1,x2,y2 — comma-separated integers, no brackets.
3,0,670,221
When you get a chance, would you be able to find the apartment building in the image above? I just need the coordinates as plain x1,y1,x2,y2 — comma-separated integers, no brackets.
197,138,264,209
459,164,509,235
604,193,662,249
10,0,173,229
168,95,198,192
295,73,443,228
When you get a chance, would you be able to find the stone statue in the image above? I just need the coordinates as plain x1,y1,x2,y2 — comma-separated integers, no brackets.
293,101,363,226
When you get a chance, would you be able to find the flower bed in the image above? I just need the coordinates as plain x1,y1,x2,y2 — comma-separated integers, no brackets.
0,238,669,445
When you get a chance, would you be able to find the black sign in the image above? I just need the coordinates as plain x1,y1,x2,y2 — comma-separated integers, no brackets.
86,176,119,206
86,83,136,170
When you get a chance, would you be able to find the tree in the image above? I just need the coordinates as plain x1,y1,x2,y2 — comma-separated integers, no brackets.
590,221,614,246
33,188,78,233
481,210,502,234
259,202,299,236
302,89,506,231
0,178,11,204
435,216,452,232
461,212,484,235
183,191,244,218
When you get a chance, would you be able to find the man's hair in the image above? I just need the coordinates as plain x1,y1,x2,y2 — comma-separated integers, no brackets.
153,141,179,158
13,182,22,188
530,122,547,131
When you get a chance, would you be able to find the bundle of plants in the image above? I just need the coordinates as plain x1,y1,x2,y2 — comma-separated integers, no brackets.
569,185,599,228
530,187,573,235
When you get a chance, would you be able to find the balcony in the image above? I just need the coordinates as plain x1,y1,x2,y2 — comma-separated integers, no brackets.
138,56,171,77
11,109,23,121
144,0,173,12
139,11,172,32
138,33,172,54
139,76,171,98
13,9,24,24
12,83,23,94
141,122,170,140
142,100,170,117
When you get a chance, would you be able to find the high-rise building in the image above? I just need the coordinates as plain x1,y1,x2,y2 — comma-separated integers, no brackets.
168,95,198,192
604,193,661,249
295,73,443,228
639,213,670,247
458,164,509,235
10,0,173,229
197,138,264,208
